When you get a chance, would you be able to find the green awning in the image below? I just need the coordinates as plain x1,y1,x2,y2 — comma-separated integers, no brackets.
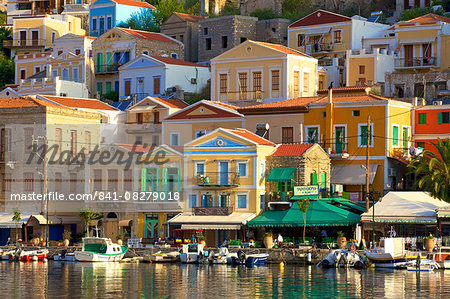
266,168,296,182
330,198,366,214
248,200,360,227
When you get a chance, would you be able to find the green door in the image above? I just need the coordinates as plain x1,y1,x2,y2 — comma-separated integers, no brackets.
335,127,345,153
145,218,158,238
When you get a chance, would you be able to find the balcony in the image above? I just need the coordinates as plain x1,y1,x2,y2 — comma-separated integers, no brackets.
95,64,123,74
320,142,349,159
3,39,46,49
193,207,232,216
222,90,264,103
196,172,240,187
125,123,161,134
389,147,411,161
395,57,438,69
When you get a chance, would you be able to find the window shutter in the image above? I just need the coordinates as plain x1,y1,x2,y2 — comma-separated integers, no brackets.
310,173,318,185
156,168,160,191
177,168,181,191
141,168,147,191
162,168,168,191
438,113,443,124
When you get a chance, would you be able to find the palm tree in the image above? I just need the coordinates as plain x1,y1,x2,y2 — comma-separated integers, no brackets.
12,207,21,244
297,198,311,243
79,208,103,237
409,138,450,202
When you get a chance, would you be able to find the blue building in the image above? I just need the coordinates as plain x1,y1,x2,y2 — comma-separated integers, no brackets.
89,0,155,37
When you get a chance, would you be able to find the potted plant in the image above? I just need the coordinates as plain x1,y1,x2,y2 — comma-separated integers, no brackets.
62,230,72,247
32,232,41,246
424,234,435,253
337,231,347,249
264,231,273,249
116,234,123,246
198,236,206,247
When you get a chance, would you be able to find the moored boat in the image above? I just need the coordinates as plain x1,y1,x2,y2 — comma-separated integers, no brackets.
54,250,76,262
317,248,366,268
180,243,204,263
74,237,128,262
364,237,421,268
231,250,269,266
9,249,49,262
150,251,180,263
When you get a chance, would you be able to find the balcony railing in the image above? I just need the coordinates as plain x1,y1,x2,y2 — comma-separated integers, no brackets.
221,90,263,102
3,39,46,48
395,57,438,68
95,64,123,74
193,207,232,216
125,123,161,134
269,191,293,202
196,172,240,187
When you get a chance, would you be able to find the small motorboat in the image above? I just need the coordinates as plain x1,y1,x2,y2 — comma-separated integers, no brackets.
199,248,231,264
231,250,269,266
403,259,439,272
317,248,366,268
10,249,49,262
54,250,76,262
364,237,420,268
427,251,450,269
180,243,204,263
150,251,180,263
74,237,128,262
1,249,16,260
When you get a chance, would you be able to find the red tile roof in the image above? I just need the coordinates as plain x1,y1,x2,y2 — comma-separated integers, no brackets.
119,28,179,43
173,12,205,22
150,56,208,67
151,97,188,109
317,86,370,94
289,10,351,28
112,0,155,9
211,101,239,110
238,97,323,113
114,143,152,153
165,102,242,120
38,95,118,111
225,128,275,146
252,41,309,57
272,143,314,156
0,97,69,109
405,13,450,23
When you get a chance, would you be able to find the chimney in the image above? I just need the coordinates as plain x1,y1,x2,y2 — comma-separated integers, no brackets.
328,88,332,103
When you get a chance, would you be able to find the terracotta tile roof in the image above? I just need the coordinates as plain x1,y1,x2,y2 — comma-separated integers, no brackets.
405,13,450,24
225,128,275,146
0,97,68,109
238,97,323,113
112,0,155,9
210,101,239,110
165,101,242,120
119,28,179,43
38,95,118,111
271,143,314,156
317,86,370,94
113,143,152,153
173,12,205,22
252,41,309,57
151,97,188,109
289,9,351,28
150,56,208,67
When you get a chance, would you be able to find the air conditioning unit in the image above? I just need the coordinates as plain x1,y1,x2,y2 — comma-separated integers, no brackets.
326,44,333,51
191,78,197,84
388,168,397,177
433,101,442,105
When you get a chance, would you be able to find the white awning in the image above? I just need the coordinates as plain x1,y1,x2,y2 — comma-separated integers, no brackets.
129,105,155,112
331,164,378,185
400,37,435,44
168,212,256,228
0,212,33,228
182,224,241,230
30,215,81,225
304,27,331,35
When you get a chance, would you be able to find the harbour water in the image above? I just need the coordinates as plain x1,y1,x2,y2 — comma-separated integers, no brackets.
1,262,450,298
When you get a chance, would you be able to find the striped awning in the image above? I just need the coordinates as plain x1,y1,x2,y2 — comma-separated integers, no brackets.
182,224,241,230
399,37,435,44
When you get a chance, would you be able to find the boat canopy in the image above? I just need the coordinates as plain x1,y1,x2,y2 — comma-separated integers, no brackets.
248,199,360,227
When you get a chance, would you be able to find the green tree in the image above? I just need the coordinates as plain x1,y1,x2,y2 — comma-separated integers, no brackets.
409,138,450,202
400,5,445,21
281,0,313,21
12,207,21,244
0,53,14,88
185,83,210,104
297,198,311,242
0,12,6,26
79,208,103,237
250,8,278,20
119,8,159,32
152,0,186,26
0,27,12,55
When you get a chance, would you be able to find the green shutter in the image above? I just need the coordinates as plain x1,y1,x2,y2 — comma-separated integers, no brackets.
155,168,160,191
438,112,443,124
418,113,427,125
177,168,181,191
141,168,147,191
310,173,318,185
162,168,168,191
321,173,326,189
361,125,367,146
393,126,399,145
106,52,112,65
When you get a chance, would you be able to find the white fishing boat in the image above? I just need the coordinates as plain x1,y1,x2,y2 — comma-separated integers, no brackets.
10,248,49,262
150,251,180,263
74,238,128,262
180,243,204,263
317,248,366,268
54,250,76,262
365,237,421,268
199,247,234,264
402,259,439,272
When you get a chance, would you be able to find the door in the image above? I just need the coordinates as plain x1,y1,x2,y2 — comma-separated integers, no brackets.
32,31,38,46
218,194,229,207
20,31,26,46
423,43,431,65
404,45,413,67
219,162,229,185
49,225,64,241
124,80,131,96
335,127,345,153
105,220,118,240
153,77,160,95
282,127,294,144
145,219,158,238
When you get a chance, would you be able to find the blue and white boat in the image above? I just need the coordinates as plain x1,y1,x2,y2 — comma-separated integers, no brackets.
231,250,269,266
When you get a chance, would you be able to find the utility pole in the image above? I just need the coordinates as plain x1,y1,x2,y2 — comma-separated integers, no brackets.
365,115,371,213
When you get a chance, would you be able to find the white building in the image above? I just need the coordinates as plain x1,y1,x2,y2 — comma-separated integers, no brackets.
118,54,210,101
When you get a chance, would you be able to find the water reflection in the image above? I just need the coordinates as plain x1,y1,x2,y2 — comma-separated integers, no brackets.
1,262,450,298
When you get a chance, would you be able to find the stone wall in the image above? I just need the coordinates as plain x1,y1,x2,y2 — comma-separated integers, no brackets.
239,0,284,16
136,39,184,61
161,19,201,62
256,18,290,46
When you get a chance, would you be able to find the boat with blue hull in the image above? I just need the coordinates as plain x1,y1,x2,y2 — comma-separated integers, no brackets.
231,250,269,266
365,237,423,268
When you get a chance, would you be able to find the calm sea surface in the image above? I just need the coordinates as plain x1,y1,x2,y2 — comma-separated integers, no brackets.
1,262,450,298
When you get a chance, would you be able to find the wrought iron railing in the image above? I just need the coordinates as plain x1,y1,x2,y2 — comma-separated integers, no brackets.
193,207,232,216
95,64,124,74
395,57,438,68
195,172,240,186
3,39,46,48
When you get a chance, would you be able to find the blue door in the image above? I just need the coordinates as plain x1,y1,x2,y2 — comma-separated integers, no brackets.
49,225,64,241
114,81,119,92
0,228,10,245
219,162,229,185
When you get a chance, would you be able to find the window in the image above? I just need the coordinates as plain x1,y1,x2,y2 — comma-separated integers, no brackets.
75,49,81,55
136,113,143,124
170,132,179,146
107,16,112,29
54,172,62,192
307,127,319,143
219,74,227,94
293,71,299,97
152,135,159,146
359,124,373,146
303,72,309,93
438,112,450,124
35,67,40,74
52,32,56,44
70,173,77,193
320,173,327,189
358,78,366,85
282,127,294,144
260,161,265,179
144,168,160,191
402,127,409,149
260,194,265,211
221,36,228,48
195,162,205,177
3,173,11,192
24,173,34,191
52,70,58,79
206,38,211,50
237,161,247,177
392,125,399,146
1,128,11,159
153,111,160,124
189,194,198,208
203,27,208,35
166,168,180,191
310,172,318,185
58,50,63,56
143,50,149,55
124,80,131,96
333,30,342,43
108,169,118,191
218,194,230,208
179,35,184,42
352,110,360,117
297,34,305,47
252,71,262,98
97,82,103,96
240,37,247,43
24,127,33,153
238,72,247,100
195,130,206,138
418,113,427,125
105,81,111,94
55,128,62,154
359,65,365,74
85,131,91,153
201,194,213,207
93,169,102,191
20,69,26,80
271,70,280,91
153,77,160,95
417,142,425,149
135,136,142,145
237,194,248,210
70,130,77,156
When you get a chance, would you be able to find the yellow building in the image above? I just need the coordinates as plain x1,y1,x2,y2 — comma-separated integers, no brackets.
167,128,276,247
287,9,388,86
210,40,318,106
4,14,85,57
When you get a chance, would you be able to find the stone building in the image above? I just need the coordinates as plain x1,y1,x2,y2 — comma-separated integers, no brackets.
256,18,290,46
265,143,331,201
240,0,283,16
161,12,205,62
